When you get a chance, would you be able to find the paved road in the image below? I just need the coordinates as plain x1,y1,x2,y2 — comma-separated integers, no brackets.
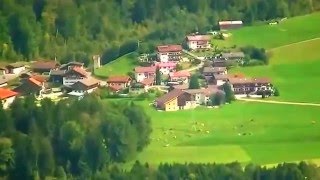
238,98,320,107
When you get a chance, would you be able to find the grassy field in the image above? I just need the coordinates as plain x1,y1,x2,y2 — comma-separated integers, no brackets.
229,38,320,103
215,12,320,49
108,99,320,166
94,53,137,78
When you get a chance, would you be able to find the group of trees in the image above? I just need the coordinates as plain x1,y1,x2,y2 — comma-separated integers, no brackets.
94,161,320,180
241,46,269,66
0,0,319,62
0,95,152,179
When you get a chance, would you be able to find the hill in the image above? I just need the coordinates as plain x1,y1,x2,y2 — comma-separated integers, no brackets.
216,12,320,49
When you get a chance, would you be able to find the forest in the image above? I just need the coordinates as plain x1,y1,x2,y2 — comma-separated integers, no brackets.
0,95,152,179
0,0,320,64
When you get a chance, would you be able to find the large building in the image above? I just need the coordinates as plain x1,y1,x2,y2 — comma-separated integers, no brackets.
228,77,273,95
134,66,156,83
186,35,212,50
157,45,182,62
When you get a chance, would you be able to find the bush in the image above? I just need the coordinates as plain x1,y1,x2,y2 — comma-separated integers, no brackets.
274,87,280,96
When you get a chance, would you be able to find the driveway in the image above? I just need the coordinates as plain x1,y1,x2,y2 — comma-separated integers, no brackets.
238,98,320,107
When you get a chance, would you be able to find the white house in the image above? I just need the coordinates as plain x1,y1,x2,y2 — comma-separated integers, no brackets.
186,35,212,50
0,88,18,109
157,45,182,62
134,66,156,82
69,78,99,96
6,63,26,75
63,67,88,86
155,62,177,75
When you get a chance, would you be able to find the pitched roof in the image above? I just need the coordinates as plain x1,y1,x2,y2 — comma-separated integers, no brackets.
79,77,99,87
135,66,156,73
59,61,84,69
28,77,43,87
50,70,66,76
172,84,189,90
213,74,229,80
156,89,185,104
222,52,245,59
0,88,18,99
32,61,59,70
219,21,243,25
6,62,25,68
157,45,182,53
155,62,177,68
186,35,211,41
31,75,48,83
107,76,131,83
170,70,191,78
70,67,87,77
252,77,271,84
203,67,227,73
141,77,154,85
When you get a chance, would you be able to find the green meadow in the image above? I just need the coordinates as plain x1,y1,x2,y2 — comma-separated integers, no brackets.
94,52,137,78
216,12,320,49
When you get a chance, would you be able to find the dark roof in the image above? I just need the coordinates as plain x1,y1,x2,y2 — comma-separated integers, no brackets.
65,67,87,77
156,89,185,104
6,62,25,68
203,67,227,73
50,70,66,76
32,61,59,70
157,45,182,53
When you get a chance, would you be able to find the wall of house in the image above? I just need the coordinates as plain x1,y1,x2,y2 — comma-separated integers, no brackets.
217,80,226,86
63,77,85,86
11,67,25,74
1,96,16,109
158,53,169,62
164,98,178,111
135,73,146,82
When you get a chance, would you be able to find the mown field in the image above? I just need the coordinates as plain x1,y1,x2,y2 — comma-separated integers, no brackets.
216,12,320,49
94,53,137,78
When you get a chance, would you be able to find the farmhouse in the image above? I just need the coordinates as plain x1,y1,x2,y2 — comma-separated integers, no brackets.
228,77,273,95
60,61,84,70
213,74,229,86
184,86,222,105
107,76,131,91
130,77,154,94
69,78,99,96
219,21,243,31
155,62,177,75
63,67,88,86
135,66,156,82
6,63,26,75
155,89,196,111
169,70,191,84
186,35,212,50
14,77,46,96
157,45,182,62
49,70,66,84
0,88,18,109
221,52,245,62
32,60,60,74
0,77,8,88
202,67,227,76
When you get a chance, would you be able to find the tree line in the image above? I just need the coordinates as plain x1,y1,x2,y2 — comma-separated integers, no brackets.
0,0,319,63
0,95,152,179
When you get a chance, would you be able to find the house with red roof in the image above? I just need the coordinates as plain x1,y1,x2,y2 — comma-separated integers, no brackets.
63,67,88,86
228,77,273,96
107,76,131,92
169,70,191,84
155,62,177,75
6,62,26,75
186,35,212,50
0,88,18,109
14,78,45,96
135,66,156,82
157,45,182,62
31,60,60,74
219,21,243,31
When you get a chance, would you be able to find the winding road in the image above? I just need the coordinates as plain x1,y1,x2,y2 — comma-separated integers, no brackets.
238,98,320,107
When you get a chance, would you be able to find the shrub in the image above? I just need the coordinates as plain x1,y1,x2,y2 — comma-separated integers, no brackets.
274,87,280,96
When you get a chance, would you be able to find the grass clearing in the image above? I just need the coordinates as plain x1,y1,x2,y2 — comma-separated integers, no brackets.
215,12,320,49
94,53,138,78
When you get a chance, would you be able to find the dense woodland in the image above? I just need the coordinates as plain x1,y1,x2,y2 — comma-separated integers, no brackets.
0,95,152,179
0,0,320,64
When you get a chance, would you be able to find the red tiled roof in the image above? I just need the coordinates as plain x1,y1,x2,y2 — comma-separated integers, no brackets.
28,78,43,87
107,76,131,83
157,45,182,53
79,77,99,87
31,75,47,83
135,66,156,73
141,77,154,86
170,70,191,78
72,67,87,77
0,88,18,99
155,62,177,68
186,35,211,41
